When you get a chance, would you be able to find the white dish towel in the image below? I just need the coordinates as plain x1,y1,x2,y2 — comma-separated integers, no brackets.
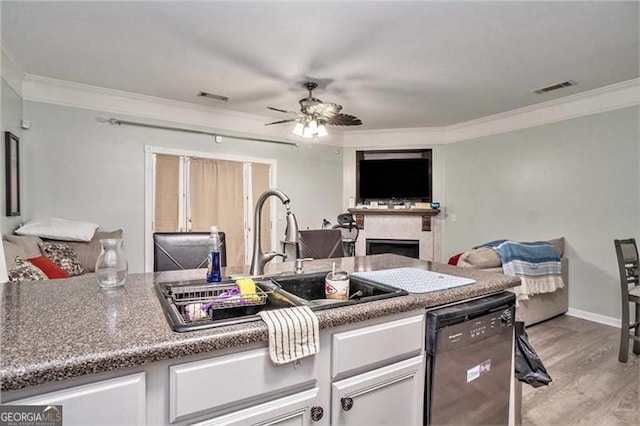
258,306,320,365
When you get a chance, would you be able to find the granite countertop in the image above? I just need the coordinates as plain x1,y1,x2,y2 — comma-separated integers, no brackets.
0,254,519,392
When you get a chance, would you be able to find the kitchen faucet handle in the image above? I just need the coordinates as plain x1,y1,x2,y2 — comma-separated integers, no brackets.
294,258,314,274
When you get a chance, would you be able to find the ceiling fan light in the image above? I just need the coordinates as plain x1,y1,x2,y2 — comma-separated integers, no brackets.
317,124,328,137
292,122,304,136
308,119,318,133
302,126,314,138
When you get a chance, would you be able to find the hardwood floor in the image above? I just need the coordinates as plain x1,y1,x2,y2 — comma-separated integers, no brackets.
521,315,639,425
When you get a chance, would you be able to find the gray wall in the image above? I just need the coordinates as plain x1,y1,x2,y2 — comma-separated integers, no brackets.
443,107,640,319
22,101,343,272
1,79,24,233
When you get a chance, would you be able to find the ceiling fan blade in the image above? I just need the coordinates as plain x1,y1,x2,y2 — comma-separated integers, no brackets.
326,113,363,126
308,102,343,118
265,118,296,126
267,106,297,114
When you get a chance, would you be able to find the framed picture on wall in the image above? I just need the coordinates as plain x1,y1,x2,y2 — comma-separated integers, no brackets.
5,131,20,216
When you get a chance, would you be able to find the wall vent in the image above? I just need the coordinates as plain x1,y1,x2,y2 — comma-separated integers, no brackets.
197,91,229,102
532,80,577,94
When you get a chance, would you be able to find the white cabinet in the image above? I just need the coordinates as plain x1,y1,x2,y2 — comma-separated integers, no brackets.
192,388,322,426
330,356,424,426
9,373,146,426
331,315,424,378
169,348,317,423
3,311,426,426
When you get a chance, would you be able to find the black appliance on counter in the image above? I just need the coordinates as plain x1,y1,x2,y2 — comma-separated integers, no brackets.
424,292,515,425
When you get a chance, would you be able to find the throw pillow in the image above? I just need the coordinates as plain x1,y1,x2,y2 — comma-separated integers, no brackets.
28,256,71,279
38,242,84,276
16,218,99,242
8,257,47,282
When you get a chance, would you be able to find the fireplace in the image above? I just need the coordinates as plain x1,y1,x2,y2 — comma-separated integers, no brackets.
366,238,420,259
351,209,441,262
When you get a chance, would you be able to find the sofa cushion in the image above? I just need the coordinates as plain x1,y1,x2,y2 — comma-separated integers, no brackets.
16,218,99,242
8,257,47,282
38,242,84,276
49,229,123,273
4,235,43,258
2,240,27,271
28,256,70,279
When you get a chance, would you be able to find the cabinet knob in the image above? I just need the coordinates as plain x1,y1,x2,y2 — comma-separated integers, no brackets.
341,397,354,411
310,406,324,421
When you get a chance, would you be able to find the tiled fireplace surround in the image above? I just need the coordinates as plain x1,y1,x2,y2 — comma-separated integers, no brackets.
351,210,442,262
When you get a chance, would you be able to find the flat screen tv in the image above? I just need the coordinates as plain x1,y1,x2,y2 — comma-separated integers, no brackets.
358,158,431,201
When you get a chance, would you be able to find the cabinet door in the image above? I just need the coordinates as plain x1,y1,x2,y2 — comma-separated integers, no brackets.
331,356,424,426
192,388,324,426
9,373,145,426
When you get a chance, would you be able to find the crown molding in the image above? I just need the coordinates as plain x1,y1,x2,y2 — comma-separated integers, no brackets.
444,78,640,143
343,78,640,147
18,72,639,148
1,42,25,96
21,74,344,147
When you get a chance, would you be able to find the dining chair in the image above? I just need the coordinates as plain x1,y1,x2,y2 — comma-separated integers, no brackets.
332,213,359,256
153,232,227,272
298,229,345,259
613,238,640,363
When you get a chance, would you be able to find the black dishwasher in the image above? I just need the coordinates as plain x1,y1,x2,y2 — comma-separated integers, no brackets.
424,292,515,426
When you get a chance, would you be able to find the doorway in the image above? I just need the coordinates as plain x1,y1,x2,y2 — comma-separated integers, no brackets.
145,146,276,271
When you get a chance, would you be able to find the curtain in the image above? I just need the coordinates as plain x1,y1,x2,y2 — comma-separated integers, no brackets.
190,158,245,267
252,163,272,251
154,154,180,232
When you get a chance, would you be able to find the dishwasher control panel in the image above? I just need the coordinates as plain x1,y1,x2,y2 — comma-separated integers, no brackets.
427,300,515,354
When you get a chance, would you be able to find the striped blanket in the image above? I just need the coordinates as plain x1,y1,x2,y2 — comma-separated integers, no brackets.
478,240,564,300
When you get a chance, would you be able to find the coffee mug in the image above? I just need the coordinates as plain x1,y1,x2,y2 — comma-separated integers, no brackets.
325,271,350,300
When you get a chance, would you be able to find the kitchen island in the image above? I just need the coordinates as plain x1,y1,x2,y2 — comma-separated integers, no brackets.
0,254,520,425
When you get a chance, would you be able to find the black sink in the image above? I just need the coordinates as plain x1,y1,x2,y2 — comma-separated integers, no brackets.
156,271,407,332
270,271,408,310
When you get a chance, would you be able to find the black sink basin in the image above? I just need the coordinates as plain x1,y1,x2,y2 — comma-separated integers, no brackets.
270,271,408,309
155,279,302,332
156,271,407,332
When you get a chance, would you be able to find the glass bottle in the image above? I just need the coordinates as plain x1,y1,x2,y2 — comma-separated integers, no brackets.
95,238,128,289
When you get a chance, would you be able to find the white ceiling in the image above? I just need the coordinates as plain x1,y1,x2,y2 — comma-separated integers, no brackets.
1,1,638,131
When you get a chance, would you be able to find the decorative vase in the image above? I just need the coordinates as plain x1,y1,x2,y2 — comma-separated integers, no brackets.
95,238,128,289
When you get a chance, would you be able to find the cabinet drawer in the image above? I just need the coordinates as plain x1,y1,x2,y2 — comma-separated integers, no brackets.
332,314,424,378
191,387,320,426
170,348,316,422
9,373,145,426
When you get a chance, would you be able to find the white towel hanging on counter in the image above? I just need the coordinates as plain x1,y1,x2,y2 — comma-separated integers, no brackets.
258,306,320,365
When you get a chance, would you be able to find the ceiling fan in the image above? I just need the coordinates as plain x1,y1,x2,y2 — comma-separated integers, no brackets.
265,82,362,138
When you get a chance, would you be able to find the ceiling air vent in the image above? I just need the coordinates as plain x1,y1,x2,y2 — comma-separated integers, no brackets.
197,91,229,102
532,80,577,94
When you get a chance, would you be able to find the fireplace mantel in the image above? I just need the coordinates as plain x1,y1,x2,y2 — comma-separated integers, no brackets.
348,208,441,231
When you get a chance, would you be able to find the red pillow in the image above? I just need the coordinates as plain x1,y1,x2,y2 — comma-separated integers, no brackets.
28,256,71,279
447,252,463,266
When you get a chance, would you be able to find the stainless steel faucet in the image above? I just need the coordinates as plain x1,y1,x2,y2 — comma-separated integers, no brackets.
249,189,299,276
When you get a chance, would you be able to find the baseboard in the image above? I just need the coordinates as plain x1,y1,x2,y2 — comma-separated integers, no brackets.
567,308,620,328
